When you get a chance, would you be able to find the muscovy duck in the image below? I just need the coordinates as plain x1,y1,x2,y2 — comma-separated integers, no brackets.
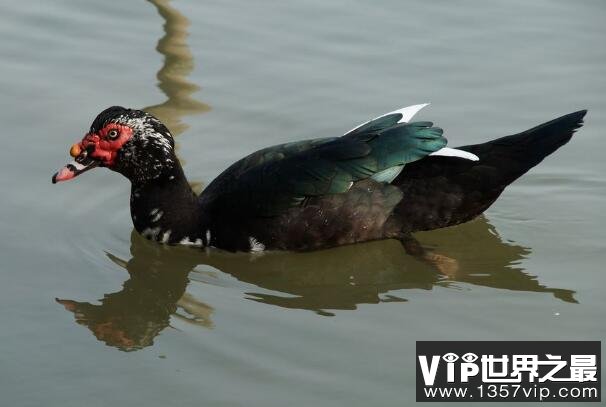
52,104,586,252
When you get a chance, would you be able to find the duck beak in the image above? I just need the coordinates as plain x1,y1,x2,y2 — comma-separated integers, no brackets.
52,143,100,184
52,158,100,183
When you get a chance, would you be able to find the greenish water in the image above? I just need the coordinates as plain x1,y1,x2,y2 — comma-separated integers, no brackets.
0,0,604,406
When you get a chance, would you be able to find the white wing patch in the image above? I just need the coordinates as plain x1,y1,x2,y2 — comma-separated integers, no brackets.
345,103,430,135
370,165,404,183
430,147,479,161
389,103,431,123
345,104,480,163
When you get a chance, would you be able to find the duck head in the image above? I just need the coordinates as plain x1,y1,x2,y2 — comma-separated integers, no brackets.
52,106,177,185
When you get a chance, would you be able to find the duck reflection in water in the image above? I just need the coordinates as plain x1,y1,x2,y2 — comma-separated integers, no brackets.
57,216,576,351
57,239,213,351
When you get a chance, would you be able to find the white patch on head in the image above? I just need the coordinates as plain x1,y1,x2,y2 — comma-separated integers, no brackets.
345,103,430,134
169,175,175,180
430,147,479,161
178,237,204,247
114,113,176,182
249,236,265,252
161,230,171,244
150,208,163,222
123,115,173,156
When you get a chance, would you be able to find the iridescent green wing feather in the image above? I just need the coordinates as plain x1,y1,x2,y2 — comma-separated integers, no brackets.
201,117,446,216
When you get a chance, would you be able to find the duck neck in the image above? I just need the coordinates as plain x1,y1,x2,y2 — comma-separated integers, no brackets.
129,163,208,246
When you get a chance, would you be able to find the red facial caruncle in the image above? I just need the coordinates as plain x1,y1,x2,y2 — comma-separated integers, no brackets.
52,123,134,184
79,123,134,166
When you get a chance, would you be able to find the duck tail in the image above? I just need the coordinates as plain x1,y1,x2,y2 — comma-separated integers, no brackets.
394,110,587,232
458,110,587,184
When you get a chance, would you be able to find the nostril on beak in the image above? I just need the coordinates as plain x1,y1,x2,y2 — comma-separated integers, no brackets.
69,144,81,158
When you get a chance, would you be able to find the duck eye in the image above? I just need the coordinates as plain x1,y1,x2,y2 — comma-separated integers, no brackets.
107,129,119,139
